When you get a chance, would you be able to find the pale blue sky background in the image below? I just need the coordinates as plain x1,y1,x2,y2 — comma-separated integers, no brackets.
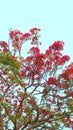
0,0,73,63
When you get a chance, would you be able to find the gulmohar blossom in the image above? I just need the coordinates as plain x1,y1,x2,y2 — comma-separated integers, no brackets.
0,27,73,130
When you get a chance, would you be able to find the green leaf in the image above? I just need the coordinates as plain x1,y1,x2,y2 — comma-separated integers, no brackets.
2,102,8,108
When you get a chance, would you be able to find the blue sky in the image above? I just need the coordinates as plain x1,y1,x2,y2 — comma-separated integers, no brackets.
0,0,73,62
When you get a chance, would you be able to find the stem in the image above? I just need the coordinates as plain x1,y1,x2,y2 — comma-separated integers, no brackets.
0,106,4,130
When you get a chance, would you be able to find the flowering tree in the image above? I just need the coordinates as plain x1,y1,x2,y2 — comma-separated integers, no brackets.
0,27,73,130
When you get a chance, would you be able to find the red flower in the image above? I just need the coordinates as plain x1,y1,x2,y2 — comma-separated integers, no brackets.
61,55,70,62
3,71,7,75
59,63,73,80
19,70,26,77
30,27,41,34
23,33,31,37
28,100,36,106
9,30,23,40
49,41,64,51
0,41,9,52
28,47,40,55
56,55,70,65
20,33,31,40
47,77,57,84
42,109,49,115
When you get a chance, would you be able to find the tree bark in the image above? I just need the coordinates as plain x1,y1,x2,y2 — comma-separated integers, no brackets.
0,106,4,130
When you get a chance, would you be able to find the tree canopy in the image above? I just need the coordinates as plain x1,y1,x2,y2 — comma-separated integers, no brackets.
0,27,73,130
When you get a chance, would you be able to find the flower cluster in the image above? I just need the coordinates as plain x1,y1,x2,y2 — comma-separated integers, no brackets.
30,27,41,34
49,41,64,51
47,77,57,84
0,41,9,52
59,62,73,80
0,27,73,130
30,27,41,45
